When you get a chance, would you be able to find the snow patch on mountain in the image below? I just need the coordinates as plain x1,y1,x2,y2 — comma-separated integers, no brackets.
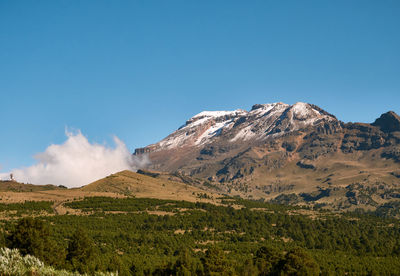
292,102,312,116
192,110,245,119
195,120,234,145
230,125,256,142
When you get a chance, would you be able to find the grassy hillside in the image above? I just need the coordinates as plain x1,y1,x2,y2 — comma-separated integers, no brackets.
82,170,218,203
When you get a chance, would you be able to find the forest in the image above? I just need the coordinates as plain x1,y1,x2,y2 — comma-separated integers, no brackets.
1,196,400,275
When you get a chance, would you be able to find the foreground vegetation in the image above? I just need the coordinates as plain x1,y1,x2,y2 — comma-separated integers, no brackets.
1,197,400,275
0,247,115,276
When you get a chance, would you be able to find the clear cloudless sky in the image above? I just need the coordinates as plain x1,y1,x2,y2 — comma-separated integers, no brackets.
0,0,399,171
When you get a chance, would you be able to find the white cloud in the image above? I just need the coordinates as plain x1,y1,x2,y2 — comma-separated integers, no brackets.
0,130,149,188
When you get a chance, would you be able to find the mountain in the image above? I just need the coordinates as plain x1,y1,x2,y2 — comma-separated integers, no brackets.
135,102,400,210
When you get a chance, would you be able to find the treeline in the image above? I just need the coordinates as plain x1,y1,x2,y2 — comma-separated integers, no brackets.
0,200,53,215
1,197,400,275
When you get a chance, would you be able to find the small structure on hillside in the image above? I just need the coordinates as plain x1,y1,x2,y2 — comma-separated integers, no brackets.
10,173,15,181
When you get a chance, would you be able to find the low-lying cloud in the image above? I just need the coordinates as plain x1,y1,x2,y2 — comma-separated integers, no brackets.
0,130,149,188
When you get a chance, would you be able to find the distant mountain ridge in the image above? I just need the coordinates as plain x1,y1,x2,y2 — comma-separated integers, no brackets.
134,102,400,211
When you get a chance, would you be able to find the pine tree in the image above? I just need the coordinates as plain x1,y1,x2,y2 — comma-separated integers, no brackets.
280,247,319,276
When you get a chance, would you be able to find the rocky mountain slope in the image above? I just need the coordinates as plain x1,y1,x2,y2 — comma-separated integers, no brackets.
135,102,400,211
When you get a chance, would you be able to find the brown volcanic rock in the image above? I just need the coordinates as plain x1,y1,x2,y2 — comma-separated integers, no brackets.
340,123,387,152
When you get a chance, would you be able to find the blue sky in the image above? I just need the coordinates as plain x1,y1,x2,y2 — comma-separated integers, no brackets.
1,0,399,172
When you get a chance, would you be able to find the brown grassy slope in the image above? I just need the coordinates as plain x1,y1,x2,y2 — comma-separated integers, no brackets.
0,180,61,192
81,170,218,203
0,189,125,204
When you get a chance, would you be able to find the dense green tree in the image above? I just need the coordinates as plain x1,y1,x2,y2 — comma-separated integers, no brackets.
0,230,5,247
254,245,282,275
240,258,258,276
106,255,130,276
202,247,232,276
66,227,97,273
280,247,319,276
171,248,204,275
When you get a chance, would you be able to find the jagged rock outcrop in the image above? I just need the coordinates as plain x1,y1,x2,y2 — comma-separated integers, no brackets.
372,111,400,133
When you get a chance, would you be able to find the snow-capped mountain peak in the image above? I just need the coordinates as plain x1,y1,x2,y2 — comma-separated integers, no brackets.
137,102,340,153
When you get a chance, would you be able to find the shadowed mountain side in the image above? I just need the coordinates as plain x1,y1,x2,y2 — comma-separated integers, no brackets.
372,111,400,133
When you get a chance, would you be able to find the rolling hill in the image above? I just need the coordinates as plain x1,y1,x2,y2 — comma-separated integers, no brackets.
81,170,218,203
